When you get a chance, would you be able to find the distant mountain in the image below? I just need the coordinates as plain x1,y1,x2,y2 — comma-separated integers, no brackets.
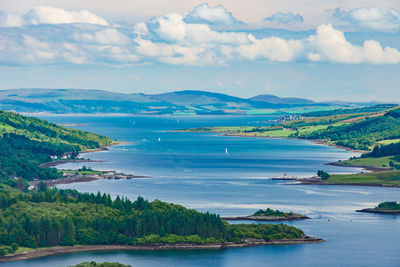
249,94,314,105
0,88,367,115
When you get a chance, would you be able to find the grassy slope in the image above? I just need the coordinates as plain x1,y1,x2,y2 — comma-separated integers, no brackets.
324,171,400,185
182,106,400,186
0,110,111,150
184,106,400,151
335,156,396,169
0,110,112,181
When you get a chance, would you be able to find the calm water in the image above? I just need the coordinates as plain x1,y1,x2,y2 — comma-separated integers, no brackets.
6,115,400,267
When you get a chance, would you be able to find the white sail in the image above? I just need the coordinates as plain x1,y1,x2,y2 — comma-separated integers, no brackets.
225,147,228,154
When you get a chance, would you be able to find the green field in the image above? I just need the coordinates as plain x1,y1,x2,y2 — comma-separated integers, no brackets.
325,171,400,185
377,139,400,145
336,156,398,169
183,123,346,139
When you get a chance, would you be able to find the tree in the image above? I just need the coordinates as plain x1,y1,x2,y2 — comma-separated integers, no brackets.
317,170,330,180
38,181,47,192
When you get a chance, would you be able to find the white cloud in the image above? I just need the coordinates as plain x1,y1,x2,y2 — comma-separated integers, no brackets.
0,5,399,66
22,34,57,61
0,11,23,27
25,6,109,26
363,40,400,64
333,7,400,32
308,24,400,64
144,13,250,45
183,3,243,27
309,24,363,63
73,28,129,45
134,37,216,66
237,35,303,62
264,12,304,25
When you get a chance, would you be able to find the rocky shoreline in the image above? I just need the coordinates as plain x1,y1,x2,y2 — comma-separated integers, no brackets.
0,237,323,262
222,214,309,221
356,208,400,214
295,178,400,188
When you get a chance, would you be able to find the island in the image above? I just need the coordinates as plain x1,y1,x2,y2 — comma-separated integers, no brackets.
70,262,131,267
222,208,309,221
356,201,400,214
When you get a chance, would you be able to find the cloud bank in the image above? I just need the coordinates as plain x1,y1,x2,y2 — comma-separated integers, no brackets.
333,7,400,32
0,4,399,66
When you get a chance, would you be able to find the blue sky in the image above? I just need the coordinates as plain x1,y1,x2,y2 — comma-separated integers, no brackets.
0,1,400,101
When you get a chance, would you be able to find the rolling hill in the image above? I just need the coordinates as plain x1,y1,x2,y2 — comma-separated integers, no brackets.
0,88,363,115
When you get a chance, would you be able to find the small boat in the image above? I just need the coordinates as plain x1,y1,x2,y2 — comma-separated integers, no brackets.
225,147,228,154
158,137,161,142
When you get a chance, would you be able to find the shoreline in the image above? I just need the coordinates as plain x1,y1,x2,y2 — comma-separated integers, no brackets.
223,134,366,154
356,208,400,214
29,173,149,188
174,129,365,154
295,179,400,188
324,161,387,172
222,214,310,221
40,142,129,168
0,237,323,262
36,141,149,187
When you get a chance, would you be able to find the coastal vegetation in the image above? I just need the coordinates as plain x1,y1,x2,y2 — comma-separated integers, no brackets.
181,105,400,151
317,171,400,186
357,201,400,214
0,182,312,257
253,208,293,217
179,105,400,187
376,201,400,210
0,110,111,184
222,209,309,222
70,262,131,267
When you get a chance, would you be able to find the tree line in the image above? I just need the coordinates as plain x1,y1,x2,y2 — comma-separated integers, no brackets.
0,183,305,253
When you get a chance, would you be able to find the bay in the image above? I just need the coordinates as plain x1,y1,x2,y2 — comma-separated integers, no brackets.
6,115,400,267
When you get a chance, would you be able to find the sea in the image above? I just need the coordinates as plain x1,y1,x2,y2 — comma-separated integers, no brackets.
6,115,400,267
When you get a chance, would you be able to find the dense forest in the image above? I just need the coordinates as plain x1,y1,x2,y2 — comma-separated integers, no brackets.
376,201,400,210
363,142,400,158
0,110,111,182
0,183,306,255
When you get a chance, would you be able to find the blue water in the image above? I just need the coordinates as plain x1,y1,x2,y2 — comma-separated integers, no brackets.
6,115,400,267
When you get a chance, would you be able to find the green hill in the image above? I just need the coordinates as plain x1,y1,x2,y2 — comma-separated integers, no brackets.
0,110,111,182
0,184,308,254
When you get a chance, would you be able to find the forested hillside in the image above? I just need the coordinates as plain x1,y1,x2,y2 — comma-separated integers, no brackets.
287,106,400,150
0,184,306,254
306,113,400,150
0,110,111,182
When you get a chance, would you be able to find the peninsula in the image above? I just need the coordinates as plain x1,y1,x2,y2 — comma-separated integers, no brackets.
356,201,400,214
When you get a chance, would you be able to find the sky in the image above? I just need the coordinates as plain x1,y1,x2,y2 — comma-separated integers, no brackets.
0,1,400,101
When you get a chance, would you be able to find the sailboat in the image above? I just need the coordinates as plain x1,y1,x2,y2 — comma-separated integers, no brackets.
225,147,228,154
158,137,161,142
